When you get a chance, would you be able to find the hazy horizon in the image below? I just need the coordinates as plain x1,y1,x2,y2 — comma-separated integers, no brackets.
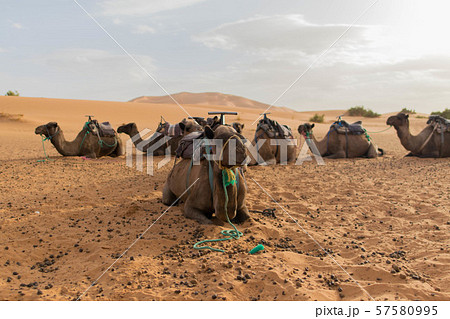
2,0,450,114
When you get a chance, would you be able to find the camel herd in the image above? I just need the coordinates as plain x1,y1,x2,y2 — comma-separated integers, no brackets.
35,112,449,224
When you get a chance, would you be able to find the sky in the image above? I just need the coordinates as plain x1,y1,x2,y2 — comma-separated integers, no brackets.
1,0,450,113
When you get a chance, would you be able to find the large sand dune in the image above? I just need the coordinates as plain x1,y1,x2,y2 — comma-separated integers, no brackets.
0,96,448,301
129,92,289,111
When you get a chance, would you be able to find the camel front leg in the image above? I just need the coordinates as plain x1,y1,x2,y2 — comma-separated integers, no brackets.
233,178,250,224
325,151,346,159
184,202,213,224
162,182,178,206
366,143,378,158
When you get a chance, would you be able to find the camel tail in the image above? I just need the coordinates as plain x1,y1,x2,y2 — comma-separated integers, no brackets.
377,148,384,156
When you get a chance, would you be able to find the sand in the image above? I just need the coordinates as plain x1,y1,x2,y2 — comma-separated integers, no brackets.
0,95,448,301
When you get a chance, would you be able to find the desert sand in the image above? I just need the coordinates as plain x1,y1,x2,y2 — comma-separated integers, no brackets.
0,95,449,301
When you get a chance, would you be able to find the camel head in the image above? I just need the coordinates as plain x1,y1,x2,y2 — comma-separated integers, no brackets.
206,116,221,130
190,117,207,127
387,113,409,129
205,125,247,168
117,123,137,135
35,122,59,138
231,122,245,134
297,123,315,138
178,119,203,135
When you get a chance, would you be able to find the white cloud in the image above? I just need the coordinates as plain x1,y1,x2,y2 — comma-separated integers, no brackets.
194,15,385,60
100,0,208,16
0,48,6,53
132,24,156,34
11,22,25,29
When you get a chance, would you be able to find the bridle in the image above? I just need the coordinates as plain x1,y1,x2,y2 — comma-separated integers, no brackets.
42,125,60,141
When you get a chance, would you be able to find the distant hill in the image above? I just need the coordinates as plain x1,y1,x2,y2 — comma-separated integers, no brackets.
129,92,284,110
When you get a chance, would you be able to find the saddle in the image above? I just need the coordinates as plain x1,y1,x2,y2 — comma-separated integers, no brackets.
87,120,116,137
330,120,365,135
176,131,205,159
427,115,450,133
256,117,293,139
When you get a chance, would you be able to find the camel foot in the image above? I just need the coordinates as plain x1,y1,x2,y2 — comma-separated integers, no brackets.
84,152,97,159
162,182,177,206
184,206,213,224
232,207,251,224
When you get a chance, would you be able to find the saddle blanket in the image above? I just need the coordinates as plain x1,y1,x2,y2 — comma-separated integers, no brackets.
330,120,365,135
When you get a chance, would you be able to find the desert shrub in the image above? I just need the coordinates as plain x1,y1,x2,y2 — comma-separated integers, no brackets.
431,108,450,119
346,106,380,118
401,107,416,114
309,113,325,123
5,90,19,96
415,115,428,119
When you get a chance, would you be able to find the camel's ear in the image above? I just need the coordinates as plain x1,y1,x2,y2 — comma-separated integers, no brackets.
405,114,409,119
205,125,214,139
178,122,186,131
311,123,315,129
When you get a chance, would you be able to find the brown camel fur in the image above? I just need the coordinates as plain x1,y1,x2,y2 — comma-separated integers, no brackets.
250,125,296,165
231,122,244,134
297,123,382,158
35,122,123,158
162,125,249,224
387,113,450,158
117,120,201,156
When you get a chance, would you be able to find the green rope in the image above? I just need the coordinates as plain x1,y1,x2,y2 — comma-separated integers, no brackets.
78,122,90,154
193,169,243,252
363,129,372,142
37,135,54,163
98,137,117,148
365,126,392,134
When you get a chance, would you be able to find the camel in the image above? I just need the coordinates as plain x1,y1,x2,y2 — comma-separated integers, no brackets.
250,116,296,165
297,123,382,158
117,120,201,156
163,125,249,224
387,113,450,157
35,121,123,158
231,122,244,134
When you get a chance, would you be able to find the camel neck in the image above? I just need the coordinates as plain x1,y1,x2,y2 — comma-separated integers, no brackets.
310,132,328,156
50,128,85,156
396,121,431,153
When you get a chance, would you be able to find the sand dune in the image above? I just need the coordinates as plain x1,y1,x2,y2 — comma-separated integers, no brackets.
130,92,287,111
0,95,448,301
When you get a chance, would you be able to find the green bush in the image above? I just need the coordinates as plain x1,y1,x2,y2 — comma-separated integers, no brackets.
5,90,19,96
346,106,380,118
401,107,416,114
309,113,325,123
431,108,450,119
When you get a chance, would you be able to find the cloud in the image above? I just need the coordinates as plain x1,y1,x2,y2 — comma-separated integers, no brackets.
132,24,156,34
100,0,208,16
0,48,6,53
193,14,392,64
11,22,25,29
